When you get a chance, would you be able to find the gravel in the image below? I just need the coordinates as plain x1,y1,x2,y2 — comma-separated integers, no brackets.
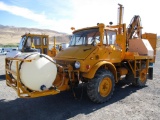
0,48,160,120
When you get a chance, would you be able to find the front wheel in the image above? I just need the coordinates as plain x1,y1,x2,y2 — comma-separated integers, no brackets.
87,69,115,103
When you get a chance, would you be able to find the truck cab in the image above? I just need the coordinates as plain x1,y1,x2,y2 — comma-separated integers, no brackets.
18,33,49,54
54,23,123,79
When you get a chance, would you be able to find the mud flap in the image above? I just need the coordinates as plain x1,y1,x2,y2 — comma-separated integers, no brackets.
148,63,153,80
148,67,153,80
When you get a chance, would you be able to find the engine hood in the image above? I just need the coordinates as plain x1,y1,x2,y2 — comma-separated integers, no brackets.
55,45,96,60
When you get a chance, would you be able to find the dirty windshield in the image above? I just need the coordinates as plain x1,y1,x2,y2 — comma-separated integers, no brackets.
18,36,26,50
69,29,100,46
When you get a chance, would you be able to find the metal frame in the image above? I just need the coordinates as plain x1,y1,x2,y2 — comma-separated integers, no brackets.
127,59,149,78
5,57,59,98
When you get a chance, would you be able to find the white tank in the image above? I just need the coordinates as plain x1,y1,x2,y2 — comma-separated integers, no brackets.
9,52,57,91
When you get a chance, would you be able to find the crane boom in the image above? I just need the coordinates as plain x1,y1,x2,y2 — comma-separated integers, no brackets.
127,15,142,40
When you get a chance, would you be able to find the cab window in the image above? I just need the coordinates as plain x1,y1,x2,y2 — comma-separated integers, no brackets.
104,30,116,45
25,37,31,48
33,36,41,45
69,29,100,46
43,37,48,45
107,31,116,44
18,36,26,50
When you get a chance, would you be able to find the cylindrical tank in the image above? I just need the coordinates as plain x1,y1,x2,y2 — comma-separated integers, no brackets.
9,52,57,91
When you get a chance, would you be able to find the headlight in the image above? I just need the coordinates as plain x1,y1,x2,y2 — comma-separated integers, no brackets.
75,61,80,69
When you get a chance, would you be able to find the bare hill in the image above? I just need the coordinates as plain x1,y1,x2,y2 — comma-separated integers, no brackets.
0,25,70,45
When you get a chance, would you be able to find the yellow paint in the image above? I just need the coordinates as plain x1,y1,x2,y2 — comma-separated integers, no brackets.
99,77,112,97
21,33,49,54
82,61,117,82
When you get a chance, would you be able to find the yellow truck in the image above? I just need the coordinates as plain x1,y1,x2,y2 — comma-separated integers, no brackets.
5,4,157,103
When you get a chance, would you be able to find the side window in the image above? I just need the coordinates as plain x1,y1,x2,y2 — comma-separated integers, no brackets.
43,37,48,45
25,37,31,48
103,31,107,44
33,37,41,45
18,36,26,50
106,31,116,45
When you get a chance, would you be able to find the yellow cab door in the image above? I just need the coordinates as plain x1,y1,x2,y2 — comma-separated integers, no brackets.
103,30,122,63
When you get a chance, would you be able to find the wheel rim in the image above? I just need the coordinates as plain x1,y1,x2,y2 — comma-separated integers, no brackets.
140,69,147,82
99,77,112,97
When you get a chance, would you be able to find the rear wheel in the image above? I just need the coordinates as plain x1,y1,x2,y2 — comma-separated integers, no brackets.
126,64,147,87
87,69,115,103
133,64,147,86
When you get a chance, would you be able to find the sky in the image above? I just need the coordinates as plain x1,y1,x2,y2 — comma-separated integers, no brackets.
0,0,160,35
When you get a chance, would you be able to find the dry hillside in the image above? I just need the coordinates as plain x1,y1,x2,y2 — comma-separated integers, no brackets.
0,25,70,45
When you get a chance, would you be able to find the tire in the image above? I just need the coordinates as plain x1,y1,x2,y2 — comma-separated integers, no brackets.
126,64,147,87
134,64,147,87
87,69,115,103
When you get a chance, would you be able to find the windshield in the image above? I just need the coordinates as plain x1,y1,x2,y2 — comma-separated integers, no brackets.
69,29,100,46
18,36,27,50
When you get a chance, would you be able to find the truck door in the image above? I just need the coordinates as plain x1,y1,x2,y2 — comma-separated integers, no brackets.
104,30,122,63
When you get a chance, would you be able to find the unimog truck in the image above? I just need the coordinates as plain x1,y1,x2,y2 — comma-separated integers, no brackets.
5,4,157,103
